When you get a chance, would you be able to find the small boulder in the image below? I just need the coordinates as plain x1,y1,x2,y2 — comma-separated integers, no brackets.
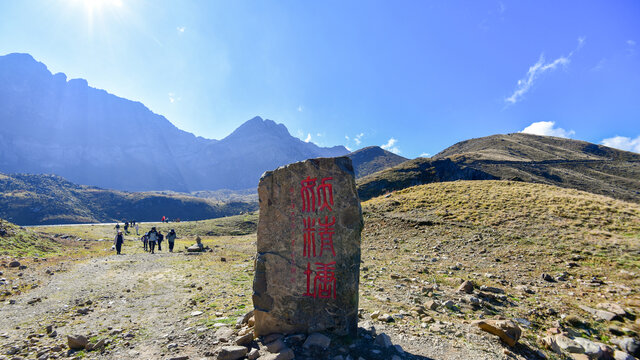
614,350,636,360
8,261,20,268
266,338,286,353
457,280,474,294
555,335,584,353
235,332,253,346
374,333,393,348
619,337,640,357
597,303,626,317
573,337,603,358
67,334,89,350
303,332,331,350
472,319,522,347
217,346,248,360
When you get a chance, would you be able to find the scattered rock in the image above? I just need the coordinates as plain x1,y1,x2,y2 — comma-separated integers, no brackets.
579,305,619,321
614,350,636,360
374,333,393,348
8,261,20,268
266,338,287,353
235,332,253,346
457,280,474,294
541,273,555,282
573,337,603,358
472,319,522,347
597,303,627,317
555,334,584,353
67,335,89,350
378,313,395,322
303,332,331,350
619,337,640,357
217,346,248,360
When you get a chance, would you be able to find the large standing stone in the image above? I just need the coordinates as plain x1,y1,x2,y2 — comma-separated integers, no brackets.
253,157,363,337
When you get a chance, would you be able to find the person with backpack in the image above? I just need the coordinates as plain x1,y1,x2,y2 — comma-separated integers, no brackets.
114,230,124,255
124,221,129,234
157,230,164,251
167,229,177,252
141,233,149,252
148,227,158,254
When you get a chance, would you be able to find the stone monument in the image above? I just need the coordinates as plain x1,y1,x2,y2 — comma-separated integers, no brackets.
252,157,363,336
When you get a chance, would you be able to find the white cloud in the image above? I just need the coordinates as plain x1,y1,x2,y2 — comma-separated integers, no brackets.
521,121,575,138
304,133,312,143
168,92,180,103
506,37,584,104
419,153,431,158
297,105,303,112
601,135,640,153
381,138,401,154
354,133,364,145
628,40,636,47
177,26,186,33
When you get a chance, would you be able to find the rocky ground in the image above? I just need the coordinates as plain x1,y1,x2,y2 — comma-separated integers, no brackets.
0,181,639,360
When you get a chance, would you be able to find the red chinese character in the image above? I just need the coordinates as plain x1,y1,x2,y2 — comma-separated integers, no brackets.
314,262,337,299
301,177,317,212
303,262,314,297
302,217,316,258
317,177,334,211
317,216,336,257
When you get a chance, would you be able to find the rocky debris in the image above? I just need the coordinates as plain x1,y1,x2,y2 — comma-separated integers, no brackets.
579,305,619,321
457,280,474,294
302,332,331,350
597,303,627,317
66,334,88,350
253,157,363,336
8,260,20,268
614,350,637,360
472,319,522,347
217,346,248,360
541,273,555,282
618,337,640,357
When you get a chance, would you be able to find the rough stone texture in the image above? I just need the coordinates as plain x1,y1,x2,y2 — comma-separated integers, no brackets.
457,280,474,294
472,319,522,347
619,337,640,357
253,157,363,337
597,302,626,317
217,345,248,360
302,332,332,350
66,334,88,350
579,305,619,321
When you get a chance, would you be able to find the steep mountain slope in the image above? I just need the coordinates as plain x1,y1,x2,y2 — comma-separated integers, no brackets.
0,53,348,192
357,133,640,202
0,173,257,225
347,146,408,178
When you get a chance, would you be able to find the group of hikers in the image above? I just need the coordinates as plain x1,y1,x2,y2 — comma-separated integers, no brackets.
114,221,139,236
140,227,177,254
112,222,177,255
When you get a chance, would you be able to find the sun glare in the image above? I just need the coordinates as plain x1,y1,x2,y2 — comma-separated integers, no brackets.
82,0,123,11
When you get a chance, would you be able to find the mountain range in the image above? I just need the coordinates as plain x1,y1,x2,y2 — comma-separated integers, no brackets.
0,53,348,192
357,133,640,203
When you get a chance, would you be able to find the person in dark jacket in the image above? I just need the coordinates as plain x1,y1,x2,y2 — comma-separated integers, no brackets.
114,230,124,255
157,230,164,251
148,227,158,254
167,229,177,252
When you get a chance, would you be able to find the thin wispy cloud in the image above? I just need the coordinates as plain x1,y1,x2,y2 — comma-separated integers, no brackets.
505,37,585,105
304,133,312,143
297,105,303,112
521,121,574,138
177,26,186,33
601,135,640,153
381,138,400,154
419,152,431,158
627,40,636,47
354,133,364,145
168,92,180,103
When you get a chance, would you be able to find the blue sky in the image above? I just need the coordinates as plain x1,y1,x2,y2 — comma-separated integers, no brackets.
1,0,639,156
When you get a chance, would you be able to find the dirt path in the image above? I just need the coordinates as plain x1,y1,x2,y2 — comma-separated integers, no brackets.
0,230,527,360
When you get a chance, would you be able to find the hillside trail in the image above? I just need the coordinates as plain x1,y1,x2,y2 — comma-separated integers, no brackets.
0,247,506,360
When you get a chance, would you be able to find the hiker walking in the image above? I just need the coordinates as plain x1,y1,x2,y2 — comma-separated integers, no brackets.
167,229,177,252
114,230,124,255
124,221,129,234
135,222,139,235
114,223,120,234
141,233,149,252
157,230,164,251
148,227,158,254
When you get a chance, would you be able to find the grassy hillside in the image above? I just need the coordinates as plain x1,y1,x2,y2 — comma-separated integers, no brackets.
347,146,408,178
357,133,640,202
0,173,257,225
359,180,640,356
0,218,62,257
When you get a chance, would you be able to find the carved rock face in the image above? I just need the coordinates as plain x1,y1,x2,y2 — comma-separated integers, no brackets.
252,157,363,336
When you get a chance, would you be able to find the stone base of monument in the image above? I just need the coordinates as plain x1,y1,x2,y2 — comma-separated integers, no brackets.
209,310,406,360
